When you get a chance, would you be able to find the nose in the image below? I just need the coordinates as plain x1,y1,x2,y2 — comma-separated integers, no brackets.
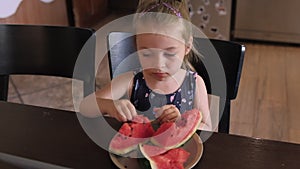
153,53,166,69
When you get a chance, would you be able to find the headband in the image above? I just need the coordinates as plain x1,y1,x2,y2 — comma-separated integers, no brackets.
141,1,182,18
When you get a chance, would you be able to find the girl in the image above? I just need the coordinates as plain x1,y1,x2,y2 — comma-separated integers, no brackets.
80,0,212,131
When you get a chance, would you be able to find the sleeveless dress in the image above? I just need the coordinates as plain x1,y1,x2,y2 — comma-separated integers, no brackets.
130,70,197,120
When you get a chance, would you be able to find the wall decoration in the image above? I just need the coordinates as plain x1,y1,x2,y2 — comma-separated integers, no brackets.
0,0,23,18
199,23,206,30
187,0,232,40
188,2,194,18
0,0,55,19
201,13,210,23
203,0,210,6
210,26,218,34
197,6,205,15
40,0,55,3
215,0,227,15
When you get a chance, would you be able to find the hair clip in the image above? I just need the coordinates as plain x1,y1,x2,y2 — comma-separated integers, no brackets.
162,2,182,17
140,1,182,18
159,0,183,2
158,0,182,3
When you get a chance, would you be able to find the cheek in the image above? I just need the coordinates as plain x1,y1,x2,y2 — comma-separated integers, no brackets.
138,56,154,69
171,51,185,65
165,57,184,71
169,59,183,70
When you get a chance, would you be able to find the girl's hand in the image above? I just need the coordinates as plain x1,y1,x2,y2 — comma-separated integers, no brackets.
154,105,181,123
107,99,137,122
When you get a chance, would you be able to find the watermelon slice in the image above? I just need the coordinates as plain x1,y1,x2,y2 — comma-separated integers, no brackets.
139,144,190,169
109,115,155,155
109,109,201,156
151,109,202,149
139,144,168,158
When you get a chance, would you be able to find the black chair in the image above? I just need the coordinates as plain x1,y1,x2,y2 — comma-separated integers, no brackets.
107,32,245,133
0,24,96,102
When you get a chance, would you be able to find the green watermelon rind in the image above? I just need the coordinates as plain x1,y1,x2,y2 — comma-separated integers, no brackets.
109,139,142,155
139,143,168,159
109,131,154,155
137,158,151,169
138,144,161,169
139,143,191,169
150,109,202,150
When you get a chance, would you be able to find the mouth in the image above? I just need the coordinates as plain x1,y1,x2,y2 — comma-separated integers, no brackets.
152,72,168,78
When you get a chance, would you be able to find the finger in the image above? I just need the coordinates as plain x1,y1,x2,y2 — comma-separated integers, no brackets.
168,115,179,122
154,105,173,118
153,107,163,118
157,106,175,120
116,112,126,122
127,103,137,117
160,104,174,111
161,112,179,123
157,110,174,123
121,106,133,121
159,106,180,123
114,106,127,122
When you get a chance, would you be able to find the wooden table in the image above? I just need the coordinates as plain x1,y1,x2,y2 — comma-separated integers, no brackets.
0,101,300,169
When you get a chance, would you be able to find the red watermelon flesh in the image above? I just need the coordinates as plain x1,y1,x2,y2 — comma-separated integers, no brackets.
163,146,190,163
151,109,202,149
140,144,190,169
131,114,151,123
109,115,155,155
153,122,175,136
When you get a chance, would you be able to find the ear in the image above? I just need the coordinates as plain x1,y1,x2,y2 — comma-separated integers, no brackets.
185,36,193,55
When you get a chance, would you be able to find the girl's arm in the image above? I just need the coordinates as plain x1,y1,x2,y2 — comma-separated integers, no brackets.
79,72,137,121
194,75,213,131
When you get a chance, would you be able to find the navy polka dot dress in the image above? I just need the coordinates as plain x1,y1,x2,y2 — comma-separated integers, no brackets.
130,70,197,120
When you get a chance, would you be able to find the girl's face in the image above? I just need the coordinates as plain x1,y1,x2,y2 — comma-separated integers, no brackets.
136,33,190,81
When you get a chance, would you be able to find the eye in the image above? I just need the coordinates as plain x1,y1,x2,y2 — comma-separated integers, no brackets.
164,52,176,57
138,50,152,57
141,52,152,57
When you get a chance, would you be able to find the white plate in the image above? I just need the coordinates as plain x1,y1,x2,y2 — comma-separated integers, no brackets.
110,133,203,169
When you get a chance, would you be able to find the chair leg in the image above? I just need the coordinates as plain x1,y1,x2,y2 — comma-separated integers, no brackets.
218,100,230,133
0,75,9,101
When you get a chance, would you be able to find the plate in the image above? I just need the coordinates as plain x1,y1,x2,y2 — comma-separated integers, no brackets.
110,133,203,169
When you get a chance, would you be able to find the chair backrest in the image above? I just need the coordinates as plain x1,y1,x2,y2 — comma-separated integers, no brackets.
190,37,245,133
0,24,96,101
107,31,245,133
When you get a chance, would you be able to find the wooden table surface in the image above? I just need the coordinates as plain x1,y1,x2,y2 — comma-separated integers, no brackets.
1,101,300,169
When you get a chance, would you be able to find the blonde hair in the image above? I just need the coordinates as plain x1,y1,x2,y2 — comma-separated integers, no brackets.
134,0,200,71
